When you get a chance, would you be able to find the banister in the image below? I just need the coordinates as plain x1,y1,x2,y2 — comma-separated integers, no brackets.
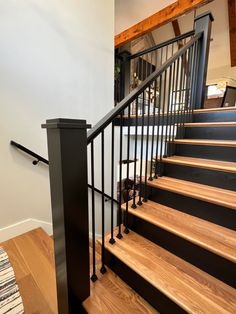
10,140,49,165
128,30,195,60
87,32,202,144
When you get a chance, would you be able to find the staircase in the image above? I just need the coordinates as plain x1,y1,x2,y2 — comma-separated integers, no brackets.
101,106,236,313
42,11,236,314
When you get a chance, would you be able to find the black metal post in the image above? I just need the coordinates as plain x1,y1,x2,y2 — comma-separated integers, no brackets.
194,11,214,109
42,118,91,314
119,51,131,101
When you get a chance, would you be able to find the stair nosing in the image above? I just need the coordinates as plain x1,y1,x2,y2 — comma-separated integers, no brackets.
146,176,236,210
162,156,236,173
184,122,236,127
194,107,236,113
122,200,236,263
173,139,236,147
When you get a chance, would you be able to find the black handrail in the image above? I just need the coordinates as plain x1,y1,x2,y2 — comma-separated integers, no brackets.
128,30,195,60
10,140,117,203
87,32,202,144
10,140,49,165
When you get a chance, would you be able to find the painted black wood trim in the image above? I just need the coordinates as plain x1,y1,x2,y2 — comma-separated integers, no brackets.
175,144,236,162
147,187,236,230
163,163,236,191
184,126,236,140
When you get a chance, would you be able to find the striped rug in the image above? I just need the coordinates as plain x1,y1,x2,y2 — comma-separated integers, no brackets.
0,247,24,314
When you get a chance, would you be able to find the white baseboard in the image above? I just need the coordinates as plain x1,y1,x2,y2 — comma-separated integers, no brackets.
0,219,102,243
0,218,53,242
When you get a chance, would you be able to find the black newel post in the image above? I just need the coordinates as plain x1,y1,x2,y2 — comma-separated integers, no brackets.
42,118,91,314
119,51,131,101
194,11,214,109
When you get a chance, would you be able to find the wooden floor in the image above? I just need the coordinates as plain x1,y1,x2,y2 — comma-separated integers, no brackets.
0,228,57,314
0,228,156,314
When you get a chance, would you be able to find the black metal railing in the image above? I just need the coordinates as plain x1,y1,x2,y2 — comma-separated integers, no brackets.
115,30,194,104
88,32,202,281
44,12,213,313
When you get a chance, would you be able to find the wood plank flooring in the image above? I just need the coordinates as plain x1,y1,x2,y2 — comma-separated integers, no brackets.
101,230,236,314
0,228,57,314
162,155,236,173
147,176,236,210
122,199,236,262
1,228,156,314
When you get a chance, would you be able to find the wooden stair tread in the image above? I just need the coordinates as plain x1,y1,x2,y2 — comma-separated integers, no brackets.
122,199,236,262
184,122,236,127
146,176,236,210
102,230,236,313
173,139,236,147
162,155,236,173
194,107,236,113
83,265,156,314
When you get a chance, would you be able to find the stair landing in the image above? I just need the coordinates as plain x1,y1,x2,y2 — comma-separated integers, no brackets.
0,228,57,314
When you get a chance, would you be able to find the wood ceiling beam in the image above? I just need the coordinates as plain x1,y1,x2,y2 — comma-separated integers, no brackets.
115,0,214,48
228,0,236,67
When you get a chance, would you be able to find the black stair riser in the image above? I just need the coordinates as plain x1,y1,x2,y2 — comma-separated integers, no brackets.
145,186,236,230
104,249,186,314
184,126,236,140
163,163,236,191
126,213,236,288
194,111,236,122
114,115,190,127
175,144,236,162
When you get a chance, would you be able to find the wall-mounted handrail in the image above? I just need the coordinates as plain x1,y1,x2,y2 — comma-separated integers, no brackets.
128,30,195,60
10,140,49,165
88,32,202,144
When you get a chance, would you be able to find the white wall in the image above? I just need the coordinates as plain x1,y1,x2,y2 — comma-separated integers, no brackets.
0,0,114,241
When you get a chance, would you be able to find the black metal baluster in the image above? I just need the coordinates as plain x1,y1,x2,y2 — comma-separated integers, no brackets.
172,57,180,153
176,54,184,138
143,86,151,202
90,141,98,282
138,92,145,206
149,79,157,180
117,112,123,239
160,47,163,66
109,122,115,245
186,46,193,121
132,98,138,209
164,65,172,157
168,60,176,156
179,53,185,138
124,105,131,234
158,70,167,176
190,43,196,118
154,75,162,178
100,130,106,274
